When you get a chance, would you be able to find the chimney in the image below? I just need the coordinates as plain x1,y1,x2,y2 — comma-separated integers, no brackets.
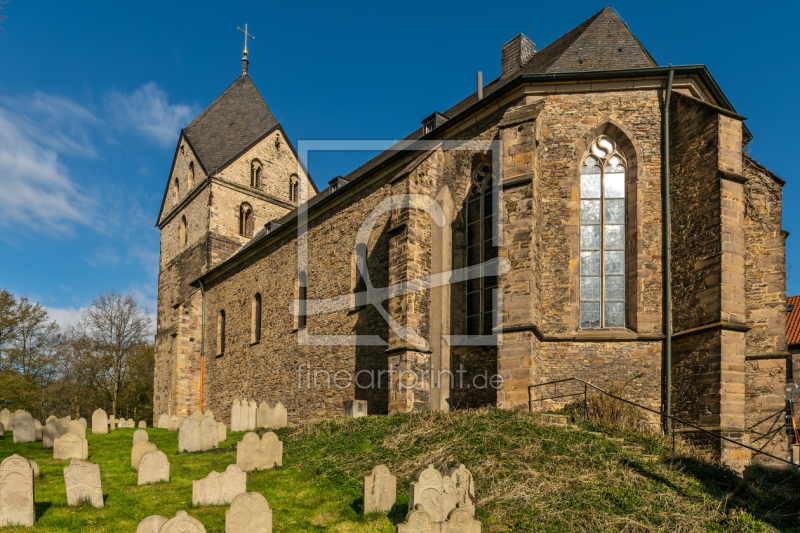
477,72,483,101
501,34,535,77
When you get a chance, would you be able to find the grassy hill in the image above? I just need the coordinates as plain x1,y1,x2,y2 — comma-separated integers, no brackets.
0,408,797,532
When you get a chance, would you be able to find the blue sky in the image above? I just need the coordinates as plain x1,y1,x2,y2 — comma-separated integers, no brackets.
0,0,798,327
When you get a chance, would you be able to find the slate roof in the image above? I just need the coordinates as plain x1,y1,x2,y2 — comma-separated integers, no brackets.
786,295,800,344
183,74,278,173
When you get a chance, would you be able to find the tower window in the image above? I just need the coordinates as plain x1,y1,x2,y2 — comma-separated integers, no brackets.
179,215,187,247
173,177,180,205
251,160,262,189
289,175,299,202
188,162,194,189
580,136,626,328
217,310,226,356
239,203,254,238
465,162,497,336
252,293,262,343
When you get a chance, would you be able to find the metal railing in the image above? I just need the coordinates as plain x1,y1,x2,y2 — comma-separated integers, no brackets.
529,377,797,469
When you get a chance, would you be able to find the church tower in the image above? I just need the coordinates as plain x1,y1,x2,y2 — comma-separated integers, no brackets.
153,48,317,418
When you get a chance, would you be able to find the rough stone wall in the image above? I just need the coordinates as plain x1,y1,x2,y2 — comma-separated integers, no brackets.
158,135,206,228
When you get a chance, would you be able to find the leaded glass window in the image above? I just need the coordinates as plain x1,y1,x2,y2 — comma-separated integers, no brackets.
580,136,626,329
465,163,498,336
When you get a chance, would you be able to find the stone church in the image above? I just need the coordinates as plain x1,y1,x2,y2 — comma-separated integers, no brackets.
155,7,790,467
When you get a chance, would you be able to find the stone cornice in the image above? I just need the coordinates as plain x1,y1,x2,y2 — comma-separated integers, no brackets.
671,321,751,339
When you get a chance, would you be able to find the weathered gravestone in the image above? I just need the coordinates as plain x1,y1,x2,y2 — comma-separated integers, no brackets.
26,459,39,479
192,464,246,506
79,418,87,429
0,422,4,436
364,465,396,513
230,400,242,432
408,464,475,522
92,409,108,435
247,400,257,430
13,410,35,444
33,420,42,440
178,417,201,453
0,454,35,527
108,416,116,431
64,458,103,508
131,441,158,471
256,402,272,429
138,450,169,485
236,432,282,472
168,415,180,432
343,399,368,418
0,408,11,431
217,421,227,443
133,429,149,445
203,409,215,420
44,418,66,449
68,420,86,439
225,492,272,533
191,410,204,421
397,504,481,533
272,402,287,428
54,432,89,461
199,416,218,451
157,414,169,429
138,420,147,428
136,515,168,533
59,417,71,429
159,510,206,533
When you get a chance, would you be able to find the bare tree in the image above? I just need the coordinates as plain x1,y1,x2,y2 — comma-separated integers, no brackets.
8,297,61,386
0,287,19,369
69,291,152,418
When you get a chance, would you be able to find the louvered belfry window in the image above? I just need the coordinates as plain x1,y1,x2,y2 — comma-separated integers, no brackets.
465,163,498,336
580,136,626,329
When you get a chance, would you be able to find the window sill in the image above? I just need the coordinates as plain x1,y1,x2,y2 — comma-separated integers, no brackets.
250,340,261,347
215,353,224,358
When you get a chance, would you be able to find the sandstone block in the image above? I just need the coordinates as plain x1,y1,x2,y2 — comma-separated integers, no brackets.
132,441,158,471
192,464,246,506
92,409,108,435
136,515,168,533
64,458,103,508
236,431,283,472
0,454,35,527
225,492,272,533
54,433,89,461
364,464,396,513
133,429,149,445
138,450,170,485
13,410,35,444
343,400,368,418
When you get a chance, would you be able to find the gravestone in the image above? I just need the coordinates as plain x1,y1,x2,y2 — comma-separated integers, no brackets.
257,402,272,429
226,492,272,533
191,410,203,421
136,515,168,533
79,418,87,429
203,409,215,420
131,441,158,471
33,420,41,440
92,409,108,435
0,454,35,527
247,400,257,430
46,415,57,423
168,415,180,432
13,410,35,444
397,506,434,533
54,432,89,461
138,420,147,428
133,429,149,444
159,510,206,533
192,464,246,506
364,465,396,513
236,432,283,472
0,408,11,431
0,422,4,435
178,417,201,453
44,418,66,448
68,420,86,439
217,421,227,442
157,413,169,429
199,416,218,451
59,416,71,429
27,459,39,478
230,400,242,432
272,402,287,429
138,450,169,485
408,464,475,522
64,458,103,508
343,399,368,418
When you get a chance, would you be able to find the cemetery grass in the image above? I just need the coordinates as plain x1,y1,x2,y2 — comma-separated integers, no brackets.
0,428,394,532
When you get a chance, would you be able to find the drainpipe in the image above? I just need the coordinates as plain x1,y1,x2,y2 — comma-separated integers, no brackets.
663,69,674,434
198,280,206,413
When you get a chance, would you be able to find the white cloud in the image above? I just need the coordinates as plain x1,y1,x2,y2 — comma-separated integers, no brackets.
46,306,85,329
0,100,97,235
107,82,195,148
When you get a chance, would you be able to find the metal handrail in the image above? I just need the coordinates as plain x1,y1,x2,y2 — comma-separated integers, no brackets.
528,377,797,469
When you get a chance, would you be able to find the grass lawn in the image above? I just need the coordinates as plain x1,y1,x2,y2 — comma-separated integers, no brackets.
1,408,798,532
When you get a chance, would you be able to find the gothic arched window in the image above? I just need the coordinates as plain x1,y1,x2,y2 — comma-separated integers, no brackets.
188,162,194,189
465,162,497,336
289,175,299,202
251,161,262,189
179,215,187,247
252,293,262,343
239,203,253,237
173,177,180,205
580,136,626,329
217,310,226,356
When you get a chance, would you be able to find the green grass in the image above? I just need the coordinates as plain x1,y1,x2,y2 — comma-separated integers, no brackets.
1,409,798,532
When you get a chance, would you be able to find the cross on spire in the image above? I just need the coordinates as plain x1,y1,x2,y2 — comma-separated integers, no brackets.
237,24,255,57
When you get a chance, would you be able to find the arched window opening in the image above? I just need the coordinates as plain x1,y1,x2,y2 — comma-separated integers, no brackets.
179,216,187,247
465,162,497,336
217,310,226,356
297,272,307,330
251,160,262,189
188,162,194,189
173,177,180,205
580,135,626,329
289,175,299,202
239,203,254,238
252,293,262,343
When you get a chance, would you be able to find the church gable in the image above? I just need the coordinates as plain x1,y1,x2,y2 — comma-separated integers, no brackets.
157,133,205,227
